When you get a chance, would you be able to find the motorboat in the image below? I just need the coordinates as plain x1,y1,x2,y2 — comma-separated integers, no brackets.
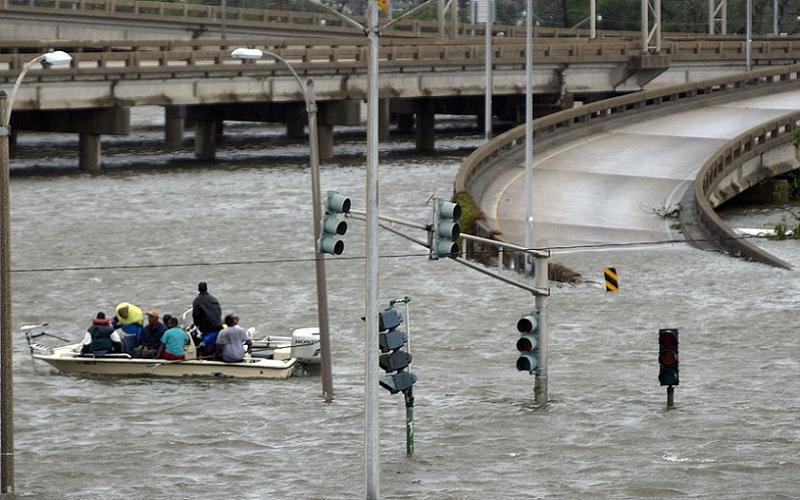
24,322,321,380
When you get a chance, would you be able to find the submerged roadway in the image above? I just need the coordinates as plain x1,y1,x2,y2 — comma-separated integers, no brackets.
478,90,800,249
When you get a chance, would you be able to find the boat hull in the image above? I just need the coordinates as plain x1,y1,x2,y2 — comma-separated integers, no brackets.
32,347,297,380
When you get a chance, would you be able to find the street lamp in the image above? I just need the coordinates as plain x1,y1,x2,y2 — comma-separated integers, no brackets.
3,50,72,127
572,14,602,38
1,48,71,499
230,47,335,402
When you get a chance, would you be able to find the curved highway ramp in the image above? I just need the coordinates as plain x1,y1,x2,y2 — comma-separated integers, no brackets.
478,91,800,249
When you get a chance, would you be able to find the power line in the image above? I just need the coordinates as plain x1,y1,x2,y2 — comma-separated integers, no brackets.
9,232,779,274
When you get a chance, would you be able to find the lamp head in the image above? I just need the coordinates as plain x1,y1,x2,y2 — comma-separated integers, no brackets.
231,47,263,60
40,50,71,67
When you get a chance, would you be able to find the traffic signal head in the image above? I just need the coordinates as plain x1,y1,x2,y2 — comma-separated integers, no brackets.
516,311,540,374
431,199,462,260
319,191,351,255
379,371,417,394
658,328,679,386
377,305,416,394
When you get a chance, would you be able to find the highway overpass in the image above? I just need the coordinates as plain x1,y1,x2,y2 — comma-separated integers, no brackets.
459,66,800,270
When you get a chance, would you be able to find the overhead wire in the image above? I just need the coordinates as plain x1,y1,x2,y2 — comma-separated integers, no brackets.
8,230,776,274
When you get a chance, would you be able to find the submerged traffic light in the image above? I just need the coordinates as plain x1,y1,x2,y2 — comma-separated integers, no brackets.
430,198,461,260
319,191,351,255
516,311,540,374
658,328,679,386
378,306,416,394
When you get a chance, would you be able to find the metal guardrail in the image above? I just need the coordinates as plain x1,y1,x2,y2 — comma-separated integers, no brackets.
458,64,800,269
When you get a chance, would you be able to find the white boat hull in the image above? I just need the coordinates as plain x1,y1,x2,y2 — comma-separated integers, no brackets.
31,344,297,380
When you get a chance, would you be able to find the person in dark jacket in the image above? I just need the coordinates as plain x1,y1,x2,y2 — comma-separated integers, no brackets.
138,308,167,359
81,312,122,355
192,282,223,355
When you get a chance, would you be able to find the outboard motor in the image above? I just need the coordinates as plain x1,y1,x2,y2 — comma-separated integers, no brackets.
290,327,321,365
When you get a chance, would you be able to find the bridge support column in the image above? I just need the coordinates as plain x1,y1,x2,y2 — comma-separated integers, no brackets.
79,133,101,175
286,104,306,138
379,98,391,141
317,124,334,161
164,106,186,148
215,121,224,143
10,106,129,172
195,121,217,161
415,101,435,152
398,114,414,134
317,100,361,161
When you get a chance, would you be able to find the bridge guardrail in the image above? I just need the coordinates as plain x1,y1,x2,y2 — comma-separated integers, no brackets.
3,36,800,81
458,64,800,268
694,112,798,269
0,0,531,38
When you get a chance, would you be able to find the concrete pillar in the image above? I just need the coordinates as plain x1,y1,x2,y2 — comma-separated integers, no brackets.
379,98,391,141
164,105,186,148
286,108,306,138
215,120,224,144
79,133,102,174
194,121,216,161
398,114,414,133
317,124,334,161
415,101,435,152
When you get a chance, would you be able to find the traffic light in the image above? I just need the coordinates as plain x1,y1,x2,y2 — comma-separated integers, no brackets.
658,328,679,386
516,311,540,374
430,198,461,260
319,191,351,255
378,306,416,394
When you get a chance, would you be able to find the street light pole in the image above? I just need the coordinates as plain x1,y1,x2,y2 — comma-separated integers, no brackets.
365,3,381,497
523,0,533,274
484,0,493,141
230,47,334,402
1,50,71,497
746,0,752,71
0,91,13,500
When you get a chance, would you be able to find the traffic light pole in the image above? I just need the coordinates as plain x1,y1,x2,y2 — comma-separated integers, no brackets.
667,385,675,408
533,255,549,405
305,80,335,403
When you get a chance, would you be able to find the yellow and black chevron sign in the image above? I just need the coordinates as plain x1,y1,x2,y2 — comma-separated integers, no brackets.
375,0,389,13
604,267,619,292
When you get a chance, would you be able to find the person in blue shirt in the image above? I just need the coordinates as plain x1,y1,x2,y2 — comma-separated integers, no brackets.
157,316,189,361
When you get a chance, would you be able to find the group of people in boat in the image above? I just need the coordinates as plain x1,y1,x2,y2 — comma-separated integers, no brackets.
81,282,253,362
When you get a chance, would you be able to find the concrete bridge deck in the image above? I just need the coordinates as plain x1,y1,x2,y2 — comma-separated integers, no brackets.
470,80,800,268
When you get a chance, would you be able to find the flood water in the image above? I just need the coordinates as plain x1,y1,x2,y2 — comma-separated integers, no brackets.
5,108,800,499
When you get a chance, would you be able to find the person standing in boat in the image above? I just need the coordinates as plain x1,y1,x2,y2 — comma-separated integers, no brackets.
215,314,252,363
192,282,223,356
113,302,144,355
138,308,166,359
156,316,190,361
81,312,122,356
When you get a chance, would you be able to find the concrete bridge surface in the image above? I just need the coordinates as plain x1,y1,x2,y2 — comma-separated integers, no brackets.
474,89,800,252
